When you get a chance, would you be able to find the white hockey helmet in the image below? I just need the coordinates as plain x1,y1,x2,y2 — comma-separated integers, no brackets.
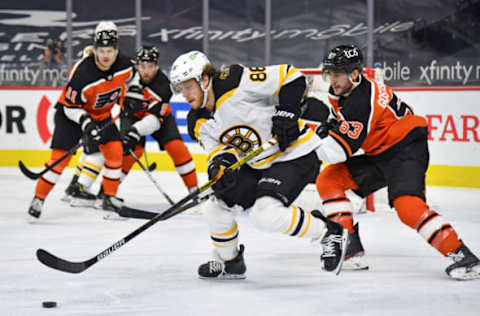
95,21,117,34
94,21,118,47
170,51,212,108
170,50,211,87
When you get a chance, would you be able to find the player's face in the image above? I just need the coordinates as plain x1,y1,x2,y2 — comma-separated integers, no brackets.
95,46,118,70
178,79,204,110
137,61,158,84
325,70,354,95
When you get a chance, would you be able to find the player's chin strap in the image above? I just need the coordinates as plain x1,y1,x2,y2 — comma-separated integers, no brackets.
200,77,212,109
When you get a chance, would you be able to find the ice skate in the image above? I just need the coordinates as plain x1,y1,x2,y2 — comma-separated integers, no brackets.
61,175,79,203
69,182,96,207
343,223,369,270
446,243,480,280
95,185,124,210
28,197,44,220
311,210,348,275
102,194,128,221
198,244,246,280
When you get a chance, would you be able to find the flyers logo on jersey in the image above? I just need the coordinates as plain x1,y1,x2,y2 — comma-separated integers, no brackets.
94,87,121,109
219,125,261,154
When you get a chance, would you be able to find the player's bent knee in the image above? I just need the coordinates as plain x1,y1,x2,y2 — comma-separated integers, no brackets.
250,196,283,232
202,197,236,225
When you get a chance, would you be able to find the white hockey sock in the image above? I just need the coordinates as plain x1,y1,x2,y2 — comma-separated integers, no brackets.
251,196,326,239
78,152,103,188
202,197,240,261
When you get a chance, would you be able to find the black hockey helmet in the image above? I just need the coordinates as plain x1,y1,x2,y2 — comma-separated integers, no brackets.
322,45,363,74
94,31,118,47
136,46,159,64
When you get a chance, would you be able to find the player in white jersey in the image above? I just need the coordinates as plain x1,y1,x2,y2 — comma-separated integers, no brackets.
170,50,349,279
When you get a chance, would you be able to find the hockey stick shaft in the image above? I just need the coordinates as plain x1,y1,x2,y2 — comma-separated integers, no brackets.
129,149,175,205
19,115,120,180
118,193,213,219
36,138,278,274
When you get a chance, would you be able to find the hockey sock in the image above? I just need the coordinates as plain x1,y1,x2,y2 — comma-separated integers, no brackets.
203,198,240,260
34,149,73,199
322,197,355,233
251,196,326,239
77,152,103,188
74,152,87,176
316,163,359,233
121,145,144,176
164,139,198,189
99,141,122,196
394,195,462,256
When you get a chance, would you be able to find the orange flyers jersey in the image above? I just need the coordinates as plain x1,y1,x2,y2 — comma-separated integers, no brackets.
327,75,427,158
132,70,173,122
59,54,135,121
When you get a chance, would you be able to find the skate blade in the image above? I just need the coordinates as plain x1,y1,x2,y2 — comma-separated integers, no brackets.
342,256,369,270
199,273,246,280
448,267,480,280
70,198,96,208
334,229,349,275
103,212,128,221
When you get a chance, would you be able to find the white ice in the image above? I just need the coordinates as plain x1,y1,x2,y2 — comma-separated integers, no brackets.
1,166,479,316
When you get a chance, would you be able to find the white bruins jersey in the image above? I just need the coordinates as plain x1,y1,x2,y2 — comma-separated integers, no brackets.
187,64,321,169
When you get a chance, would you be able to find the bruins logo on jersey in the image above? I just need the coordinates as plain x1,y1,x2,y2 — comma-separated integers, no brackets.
219,125,261,154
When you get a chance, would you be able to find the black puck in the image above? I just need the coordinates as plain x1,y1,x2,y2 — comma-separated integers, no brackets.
42,301,57,308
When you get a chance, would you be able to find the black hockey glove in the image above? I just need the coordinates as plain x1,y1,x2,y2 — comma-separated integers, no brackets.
122,126,141,154
80,114,101,154
315,117,338,139
208,152,239,198
271,104,301,151
122,85,145,118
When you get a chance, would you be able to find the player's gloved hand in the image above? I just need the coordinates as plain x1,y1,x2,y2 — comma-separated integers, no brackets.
122,126,141,154
122,85,145,118
207,152,239,197
80,114,102,154
315,117,338,139
271,104,301,151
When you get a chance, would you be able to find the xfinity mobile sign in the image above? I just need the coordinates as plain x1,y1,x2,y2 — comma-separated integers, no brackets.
0,1,479,87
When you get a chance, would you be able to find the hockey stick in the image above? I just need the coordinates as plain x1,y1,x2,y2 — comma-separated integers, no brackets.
19,115,120,180
129,149,175,205
118,192,213,219
36,138,278,274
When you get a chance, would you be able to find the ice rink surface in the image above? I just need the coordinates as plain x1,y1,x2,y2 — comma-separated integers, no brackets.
1,166,479,316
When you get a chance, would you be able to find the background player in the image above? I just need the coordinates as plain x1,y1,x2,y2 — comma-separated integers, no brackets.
27,21,135,218
119,46,198,196
170,50,348,279
313,44,480,280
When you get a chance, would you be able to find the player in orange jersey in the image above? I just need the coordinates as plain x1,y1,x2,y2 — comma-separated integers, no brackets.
312,44,479,280
27,21,135,219
119,46,198,195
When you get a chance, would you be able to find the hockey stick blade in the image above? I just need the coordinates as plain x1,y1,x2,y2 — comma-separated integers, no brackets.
37,249,93,274
148,162,157,172
18,160,43,180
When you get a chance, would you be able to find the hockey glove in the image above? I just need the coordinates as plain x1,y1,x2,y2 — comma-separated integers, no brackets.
80,114,101,154
122,126,141,154
315,117,338,139
271,104,301,151
122,85,145,118
208,151,239,198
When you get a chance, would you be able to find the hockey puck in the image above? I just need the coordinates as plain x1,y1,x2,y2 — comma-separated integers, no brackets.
42,301,57,308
